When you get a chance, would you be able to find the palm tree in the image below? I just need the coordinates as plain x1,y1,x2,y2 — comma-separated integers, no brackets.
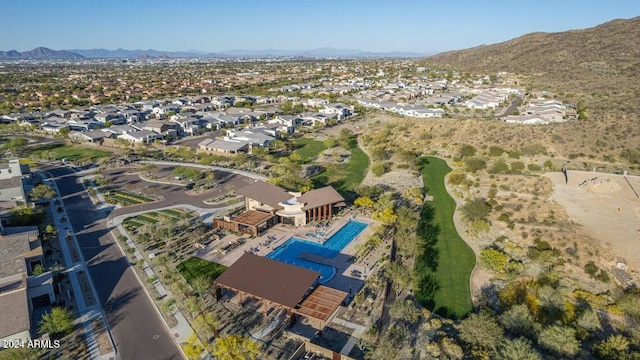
39,307,74,337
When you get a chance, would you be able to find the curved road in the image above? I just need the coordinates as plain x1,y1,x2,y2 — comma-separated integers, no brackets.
44,165,183,360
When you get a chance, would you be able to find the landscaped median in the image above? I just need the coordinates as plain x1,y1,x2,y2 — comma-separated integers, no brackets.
103,190,156,206
415,156,475,319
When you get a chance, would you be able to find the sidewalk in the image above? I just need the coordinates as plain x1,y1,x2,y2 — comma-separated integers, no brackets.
44,176,117,360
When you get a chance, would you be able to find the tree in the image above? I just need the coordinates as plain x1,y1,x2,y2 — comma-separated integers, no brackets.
45,223,58,236
537,325,580,357
29,184,57,202
2,137,28,154
373,208,397,225
458,312,503,354
460,198,491,222
205,172,216,187
182,333,205,360
354,196,375,209
499,304,538,339
594,334,631,360
193,312,220,340
33,264,46,275
211,334,260,360
385,262,414,297
191,276,212,299
496,338,541,360
480,248,508,273
389,299,421,322
39,307,74,337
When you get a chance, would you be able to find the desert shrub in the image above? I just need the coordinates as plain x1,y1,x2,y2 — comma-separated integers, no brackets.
480,248,508,273
490,159,509,173
527,164,542,171
371,162,391,177
448,173,466,185
521,143,548,156
460,144,477,158
488,146,505,157
465,157,487,173
511,161,526,173
460,198,491,222
508,150,522,159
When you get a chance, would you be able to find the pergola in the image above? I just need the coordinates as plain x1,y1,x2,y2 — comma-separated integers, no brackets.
214,253,347,329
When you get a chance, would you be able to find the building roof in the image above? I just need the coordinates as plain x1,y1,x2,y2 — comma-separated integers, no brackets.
298,186,345,210
236,181,292,209
214,253,320,309
232,210,275,227
201,139,248,152
0,176,22,190
0,285,30,339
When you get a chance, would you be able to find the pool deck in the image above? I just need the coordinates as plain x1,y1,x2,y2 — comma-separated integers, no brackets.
195,212,377,293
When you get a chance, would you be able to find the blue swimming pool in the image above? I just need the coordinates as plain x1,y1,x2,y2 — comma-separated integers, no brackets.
267,220,368,283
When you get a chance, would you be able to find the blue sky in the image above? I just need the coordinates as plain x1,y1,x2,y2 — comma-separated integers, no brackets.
2,0,639,53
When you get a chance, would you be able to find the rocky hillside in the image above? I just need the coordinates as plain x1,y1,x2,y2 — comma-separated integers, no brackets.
425,17,640,94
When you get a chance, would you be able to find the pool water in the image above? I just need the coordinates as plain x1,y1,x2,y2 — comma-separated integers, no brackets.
267,221,368,283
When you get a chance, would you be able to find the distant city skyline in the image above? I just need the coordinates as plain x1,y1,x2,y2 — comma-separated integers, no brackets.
2,0,639,54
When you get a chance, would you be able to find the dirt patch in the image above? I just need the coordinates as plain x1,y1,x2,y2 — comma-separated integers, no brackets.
545,171,640,269
92,319,114,355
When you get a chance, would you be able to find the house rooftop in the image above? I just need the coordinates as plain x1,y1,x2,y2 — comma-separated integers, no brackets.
0,283,30,339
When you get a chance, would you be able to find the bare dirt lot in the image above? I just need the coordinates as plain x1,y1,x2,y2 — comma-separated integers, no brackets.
545,171,640,269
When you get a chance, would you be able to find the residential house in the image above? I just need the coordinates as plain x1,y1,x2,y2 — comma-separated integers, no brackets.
171,116,203,136
65,119,102,131
117,130,163,144
139,120,179,138
225,129,275,148
0,223,55,343
94,112,125,125
198,139,248,154
68,130,107,143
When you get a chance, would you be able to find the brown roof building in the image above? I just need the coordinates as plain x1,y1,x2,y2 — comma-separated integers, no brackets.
214,253,319,309
218,182,346,234
213,253,347,330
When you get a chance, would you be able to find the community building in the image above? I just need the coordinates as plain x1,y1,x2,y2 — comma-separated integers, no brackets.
213,181,346,236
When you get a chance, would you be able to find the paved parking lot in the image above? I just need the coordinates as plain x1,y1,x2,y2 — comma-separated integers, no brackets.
103,166,256,218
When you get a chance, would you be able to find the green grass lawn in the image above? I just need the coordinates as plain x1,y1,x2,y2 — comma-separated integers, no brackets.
177,257,227,285
160,209,185,219
311,136,369,200
415,156,475,319
135,215,158,224
26,144,112,163
293,138,327,161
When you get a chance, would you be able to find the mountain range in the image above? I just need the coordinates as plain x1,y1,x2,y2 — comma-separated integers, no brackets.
0,47,84,60
423,16,640,93
0,47,426,60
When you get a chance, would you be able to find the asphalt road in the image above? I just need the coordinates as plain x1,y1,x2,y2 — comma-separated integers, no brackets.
45,165,183,360
496,95,523,117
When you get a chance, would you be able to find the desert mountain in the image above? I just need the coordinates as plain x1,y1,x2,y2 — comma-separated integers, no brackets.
0,47,83,60
425,16,640,94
